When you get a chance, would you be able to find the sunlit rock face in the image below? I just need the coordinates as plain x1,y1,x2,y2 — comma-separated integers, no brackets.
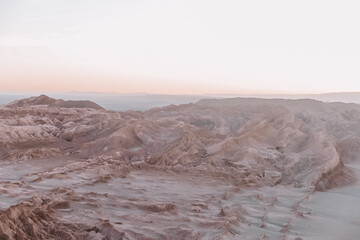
1,95,360,239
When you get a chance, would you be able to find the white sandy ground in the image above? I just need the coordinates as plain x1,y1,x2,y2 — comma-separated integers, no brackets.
291,163,360,240
1,158,359,239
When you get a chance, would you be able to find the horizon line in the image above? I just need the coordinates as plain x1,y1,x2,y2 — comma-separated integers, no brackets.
2,90,360,96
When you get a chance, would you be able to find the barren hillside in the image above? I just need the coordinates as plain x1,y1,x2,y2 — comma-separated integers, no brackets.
0,95,359,239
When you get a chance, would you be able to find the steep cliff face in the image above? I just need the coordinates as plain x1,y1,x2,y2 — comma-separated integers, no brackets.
314,160,355,191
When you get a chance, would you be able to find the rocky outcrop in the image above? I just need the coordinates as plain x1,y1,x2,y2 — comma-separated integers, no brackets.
314,160,355,191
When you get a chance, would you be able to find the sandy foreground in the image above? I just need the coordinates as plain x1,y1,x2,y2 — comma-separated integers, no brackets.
0,95,359,239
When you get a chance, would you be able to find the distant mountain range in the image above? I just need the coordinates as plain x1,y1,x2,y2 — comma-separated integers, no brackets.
2,92,360,111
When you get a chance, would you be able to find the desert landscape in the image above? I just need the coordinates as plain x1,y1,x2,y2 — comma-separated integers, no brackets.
2,0,360,239
0,95,359,240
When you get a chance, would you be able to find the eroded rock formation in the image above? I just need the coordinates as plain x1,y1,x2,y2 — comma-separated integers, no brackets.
1,95,359,239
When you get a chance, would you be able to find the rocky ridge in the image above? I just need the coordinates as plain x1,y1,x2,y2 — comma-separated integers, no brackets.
0,95,359,239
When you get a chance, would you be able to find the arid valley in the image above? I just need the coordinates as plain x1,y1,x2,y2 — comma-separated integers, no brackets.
3,0,360,239
0,95,359,240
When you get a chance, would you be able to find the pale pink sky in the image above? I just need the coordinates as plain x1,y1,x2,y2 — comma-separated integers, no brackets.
1,0,360,94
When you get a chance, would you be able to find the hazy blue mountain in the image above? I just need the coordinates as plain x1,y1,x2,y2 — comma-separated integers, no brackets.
3,92,360,111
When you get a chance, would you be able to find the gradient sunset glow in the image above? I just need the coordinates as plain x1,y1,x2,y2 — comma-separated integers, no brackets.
1,0,360,94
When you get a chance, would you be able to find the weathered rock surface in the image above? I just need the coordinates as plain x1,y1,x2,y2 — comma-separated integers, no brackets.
1,95,360,239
